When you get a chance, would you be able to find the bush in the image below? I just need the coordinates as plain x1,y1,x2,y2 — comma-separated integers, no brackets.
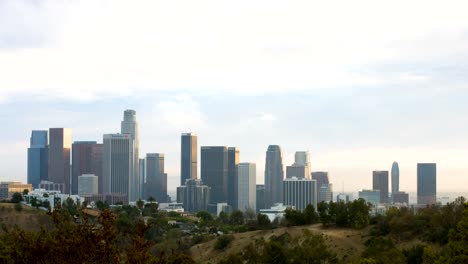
214,235,234,250
14,203,22,212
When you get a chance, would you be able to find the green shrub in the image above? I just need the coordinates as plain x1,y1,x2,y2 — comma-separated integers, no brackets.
214,235,234,250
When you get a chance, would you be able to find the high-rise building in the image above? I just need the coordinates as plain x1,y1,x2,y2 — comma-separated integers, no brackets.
228,147,240,209
283,177,317,211
48,128,71,194
417,163,437,205
256,184,266,212
27,130,48,188
318,184,333,203
265,145,284,207
373,171,389,203
294,151,311,178
237,163,256,212
391,162,399,199
121,110,140,201
146,153,168,202
181,133,197,185
176,179,210,213
359,189,381,205
311,172,330,187
78,174,98,195
139,158,146,199
103,134,132,198
71,142,103,195
201,146,228,204
393,192,409,204
286,164,307,179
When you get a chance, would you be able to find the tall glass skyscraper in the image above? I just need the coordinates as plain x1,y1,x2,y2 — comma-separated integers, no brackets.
264,145,284,207
391,161,399,197
228,147,240,209
181,133,197,185
373,171,389,203
27,130,48,188
201,146,228,204
417,163,437,205
48,128,71,194
145,153,168,202
121,110,140,201
103,134,132,197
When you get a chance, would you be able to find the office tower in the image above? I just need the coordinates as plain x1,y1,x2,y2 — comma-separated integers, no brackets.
391,162,399,199
71,142,103,195
286,164,307,179
27,130,48,188
318,184,333,203
393,192,409,204
359,190,381,205
228,147,240,209
176,179,210,213
264,145,284,207
121,109,140,201
103,134,132,197
139,158,146,199
201,146,228,204
146,153,168,202
417,163,437,205
294,151,311,178
283,177,317,211
336,193,349,203
181,133,197,185
311,172,330,187
237,163,256,212
78,174,98,195
373,171,389,203
256,185,266,212
48,128,71,194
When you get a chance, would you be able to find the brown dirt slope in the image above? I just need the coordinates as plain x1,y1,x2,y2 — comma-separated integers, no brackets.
189,224,371,264
0,203,53,232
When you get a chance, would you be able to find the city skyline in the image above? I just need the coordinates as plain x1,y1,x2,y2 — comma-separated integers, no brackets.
2,1,468,193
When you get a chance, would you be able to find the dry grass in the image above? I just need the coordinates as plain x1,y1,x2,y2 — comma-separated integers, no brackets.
0,202,54,232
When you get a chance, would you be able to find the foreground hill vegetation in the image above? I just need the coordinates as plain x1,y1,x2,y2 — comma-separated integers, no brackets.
0,193,468,263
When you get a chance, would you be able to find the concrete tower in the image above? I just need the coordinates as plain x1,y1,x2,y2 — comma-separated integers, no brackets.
391,161,399,199
103,134,132,197
121,110,140,201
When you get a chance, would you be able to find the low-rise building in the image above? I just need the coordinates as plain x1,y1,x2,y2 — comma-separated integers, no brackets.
259,203,294,222
358,189,381,206
0,182,32,200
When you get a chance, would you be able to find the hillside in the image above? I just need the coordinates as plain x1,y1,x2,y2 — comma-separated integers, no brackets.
189,224,371,263
0,203,53,232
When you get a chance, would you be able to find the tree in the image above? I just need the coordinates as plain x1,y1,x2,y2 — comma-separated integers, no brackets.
257,213,271,228
43,193,49,198
148,196,156,203
442,203,468,263
303,204,318,224
230,210,245,225
318,201,332,226
196,211,213,222
136,199,144,210
214,235,234,250
10,192,23,203
22,189,29,195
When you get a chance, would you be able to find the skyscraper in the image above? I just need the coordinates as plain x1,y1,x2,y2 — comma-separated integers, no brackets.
139,158,146,199
264,145,284,207
237,163,256,212
286,164,307,179
48,128,71,194
121,110,140,201
71,141,103,195
373,171,389,203
103,134,132,197
391,161,399,198
176,179,210,213
311,172,330,187
181,133,197,185
228,147,240,209
294,151,311,178
417,163,437,205
27,130,48,188
201,146,228,204
145,153,168,202
283,177,317,211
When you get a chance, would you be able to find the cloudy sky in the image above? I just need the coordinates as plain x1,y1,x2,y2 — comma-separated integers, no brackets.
2,0,468,193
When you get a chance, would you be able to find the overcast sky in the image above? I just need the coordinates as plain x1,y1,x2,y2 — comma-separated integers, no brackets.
2,0,468,192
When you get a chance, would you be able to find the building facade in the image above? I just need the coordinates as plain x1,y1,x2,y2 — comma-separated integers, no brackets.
237,163,256,212
283,177,317,211
227,147,240,209
0,182,32,200
391,162,399,200
359,190,381,205
256,184,266,212
318,184,333,203
286,164,307,179
311,172,330,187
103,134,132,199
27,130,48,188
294,151,311,178
265,145,284,208
177,179,210,213
78,174,98,195
181,133,197,185
71,141,103,195
417,163,437,205
201,146,228,204
48,128,71,194
121,110,140,201
145,153,168,202
373,171,389,203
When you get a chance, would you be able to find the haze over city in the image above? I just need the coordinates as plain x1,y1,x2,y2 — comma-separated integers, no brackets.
2,1,468,193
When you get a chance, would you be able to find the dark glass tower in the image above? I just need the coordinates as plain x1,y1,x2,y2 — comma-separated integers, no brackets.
373,171,389,203
391,162,399,199
201,146,228,204
264,145,284,207
145,153,168,202
48,128,71,194
27,130,48,188
181,133,197,185
417,163,437,205
71,141,103,195
228,147,240,209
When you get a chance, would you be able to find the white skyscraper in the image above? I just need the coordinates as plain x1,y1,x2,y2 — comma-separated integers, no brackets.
103,134,132,197
78,174,98,195
294,151,311,179
121,110,140,201
237,163,256,212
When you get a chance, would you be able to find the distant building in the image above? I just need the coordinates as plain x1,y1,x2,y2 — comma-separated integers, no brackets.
103,134,132,198
78,174,98,195
260,203,294,222
227,147,240,209
27,130,48,188
294,151,311,178
311,172,330,187
373,171,389,203
256,185,266,212
121,110,140,201
336,193,349,203
48,128,71,194
83,193,128,205
177,179,210,213
39,180,65,194
139,158,146,199
417,163,437,205
392,192,409,204
391,162,399,201
265,145,284,207
145,153,168,202
71,141,103,195
318,184,333,203
181,133,197,185
286,164,307,179
283,177,317,211
0,182,32,200
358,190,381,206
201,146,228,204
237,163,256,212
